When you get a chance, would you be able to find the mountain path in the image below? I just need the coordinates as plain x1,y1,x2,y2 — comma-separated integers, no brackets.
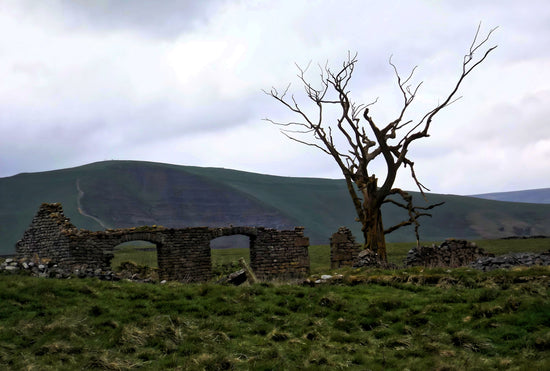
76,179,108,229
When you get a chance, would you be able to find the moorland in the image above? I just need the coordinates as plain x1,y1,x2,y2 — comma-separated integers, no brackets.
1,239,549,370
1,160,550,255
1,161,549,369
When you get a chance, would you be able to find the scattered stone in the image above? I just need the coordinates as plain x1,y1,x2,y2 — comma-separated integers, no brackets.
470,251,550,271
307,273,345,285
220,269,248,286
404,239,492,268
353,249,380,268
0,258,129,282
353,249,397,269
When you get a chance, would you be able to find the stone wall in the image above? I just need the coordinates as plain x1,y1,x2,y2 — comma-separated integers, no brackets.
15,203,74,265
404,239,493,268
330,227,361,268
251,227,310,280
15,203,310,282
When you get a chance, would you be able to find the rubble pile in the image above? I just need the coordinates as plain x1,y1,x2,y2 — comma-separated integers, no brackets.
404,239,493,268
470,251,550,271
0,258,119,280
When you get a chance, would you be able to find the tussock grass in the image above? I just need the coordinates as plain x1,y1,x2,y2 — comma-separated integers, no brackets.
2,238,548,369
0,266,549,370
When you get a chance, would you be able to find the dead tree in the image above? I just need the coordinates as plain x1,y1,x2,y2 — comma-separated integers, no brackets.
264,25,497,260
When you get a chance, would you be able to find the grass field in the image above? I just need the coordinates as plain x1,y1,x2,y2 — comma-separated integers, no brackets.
0,266,549,370
2,238,547,369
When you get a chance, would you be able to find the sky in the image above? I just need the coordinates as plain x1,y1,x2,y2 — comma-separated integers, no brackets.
0,0,549,195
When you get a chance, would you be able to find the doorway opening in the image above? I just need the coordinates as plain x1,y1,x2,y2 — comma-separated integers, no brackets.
210,235,251,279
111,240,159,281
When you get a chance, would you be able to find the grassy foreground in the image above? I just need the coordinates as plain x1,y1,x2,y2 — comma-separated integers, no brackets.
2,238,549,369
0,266,549,370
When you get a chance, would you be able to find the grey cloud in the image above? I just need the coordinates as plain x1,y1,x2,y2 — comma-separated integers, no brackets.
465,91,550,148
443,0,550,62
118,93,268,145
0,88,266,166
1,0,548,194
14,0,228,39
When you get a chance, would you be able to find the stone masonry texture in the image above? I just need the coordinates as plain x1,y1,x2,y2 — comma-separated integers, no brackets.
16,203,310,282
330,227,361,268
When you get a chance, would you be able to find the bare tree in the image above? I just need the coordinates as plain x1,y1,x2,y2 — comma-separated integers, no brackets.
264,25,497,260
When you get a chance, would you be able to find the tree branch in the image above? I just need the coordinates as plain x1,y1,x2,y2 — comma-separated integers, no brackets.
264,24,495,255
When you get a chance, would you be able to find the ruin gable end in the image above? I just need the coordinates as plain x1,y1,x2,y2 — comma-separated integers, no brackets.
15,203,310,282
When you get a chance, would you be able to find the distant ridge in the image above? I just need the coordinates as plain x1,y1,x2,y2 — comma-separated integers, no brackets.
1,160,550,255
470,188,550,204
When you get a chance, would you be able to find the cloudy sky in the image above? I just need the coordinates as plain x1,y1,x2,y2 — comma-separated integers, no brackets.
0,0,548,195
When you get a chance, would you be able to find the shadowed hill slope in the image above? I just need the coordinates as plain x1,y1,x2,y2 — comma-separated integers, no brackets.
77,162,296,230
471,188,550,204
1,160,549,255
180,166,550,242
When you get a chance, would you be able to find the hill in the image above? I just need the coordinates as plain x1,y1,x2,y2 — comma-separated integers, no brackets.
471,188,550,204
1,160,550,255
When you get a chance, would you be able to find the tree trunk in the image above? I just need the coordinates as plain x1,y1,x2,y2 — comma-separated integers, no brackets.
362,207,387,261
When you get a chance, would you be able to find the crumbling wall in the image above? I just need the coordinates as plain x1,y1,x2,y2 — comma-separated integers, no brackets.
330,227,361,268
15,203,74,265
15,203,310,282
404,239,493,268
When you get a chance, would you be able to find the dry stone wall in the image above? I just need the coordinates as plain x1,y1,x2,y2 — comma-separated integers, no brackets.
251,227,310,280
404,239,493,268
330,227,361,268
329,229,497,270
16,203,310,282
469,251,550,271
16,203,74,265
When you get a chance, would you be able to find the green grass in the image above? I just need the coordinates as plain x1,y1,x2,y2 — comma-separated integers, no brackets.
0,267,549,370
475,238,550,255
111,238,549,276
111,243,158,269
309,244,331,273
211,247,250,267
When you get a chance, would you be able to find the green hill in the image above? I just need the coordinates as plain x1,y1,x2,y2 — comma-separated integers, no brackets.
471,188,550,204
1,160,549,255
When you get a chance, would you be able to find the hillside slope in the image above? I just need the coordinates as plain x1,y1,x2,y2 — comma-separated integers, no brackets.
181,166,550,242
471,188,550,204
1,160,549,254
